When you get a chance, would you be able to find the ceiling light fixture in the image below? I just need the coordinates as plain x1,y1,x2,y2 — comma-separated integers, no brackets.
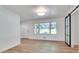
34,6,47,16
37,12,45,16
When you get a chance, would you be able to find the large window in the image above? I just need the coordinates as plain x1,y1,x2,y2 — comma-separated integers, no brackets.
39,23,49,34
34,22,56,34
51,22,56,34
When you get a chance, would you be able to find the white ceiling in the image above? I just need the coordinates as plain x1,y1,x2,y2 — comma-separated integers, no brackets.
2,5,74,22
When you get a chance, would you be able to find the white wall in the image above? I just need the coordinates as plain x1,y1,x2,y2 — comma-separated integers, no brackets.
71,8,79,47
78,9,79,46
0,6,20,52
21,17,65,41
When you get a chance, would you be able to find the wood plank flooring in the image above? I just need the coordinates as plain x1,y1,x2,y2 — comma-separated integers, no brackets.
3,38,79,53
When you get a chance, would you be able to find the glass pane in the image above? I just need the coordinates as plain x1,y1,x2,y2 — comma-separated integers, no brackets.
39,23,49,34
65,16,70,46
51,22,56,34
67,19,70,45
34,24,39,34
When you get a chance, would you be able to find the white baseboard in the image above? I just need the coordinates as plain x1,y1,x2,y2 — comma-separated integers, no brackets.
0,42,20,53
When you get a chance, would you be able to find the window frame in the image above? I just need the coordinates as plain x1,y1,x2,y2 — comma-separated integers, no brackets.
33,22,56,35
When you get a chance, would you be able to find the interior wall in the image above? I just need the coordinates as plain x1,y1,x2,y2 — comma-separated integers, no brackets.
78,9,79,46
0,6,20,52
71,8,79,47
21,17,65,41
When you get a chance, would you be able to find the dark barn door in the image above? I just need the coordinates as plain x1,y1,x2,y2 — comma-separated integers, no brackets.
65,14,71,47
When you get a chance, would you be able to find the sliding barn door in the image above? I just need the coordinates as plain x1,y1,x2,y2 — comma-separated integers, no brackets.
65,14,71,47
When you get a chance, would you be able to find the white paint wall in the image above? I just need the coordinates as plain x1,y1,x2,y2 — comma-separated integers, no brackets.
78,9,79,46
71,8,79,47
21,17,65,41
0,6,20,52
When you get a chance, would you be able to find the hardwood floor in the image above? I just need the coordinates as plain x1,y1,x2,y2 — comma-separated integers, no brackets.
3,38,79,53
